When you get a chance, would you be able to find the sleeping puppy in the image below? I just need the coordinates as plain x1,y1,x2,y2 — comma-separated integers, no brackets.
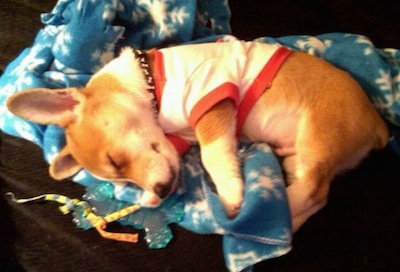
6,41,389,232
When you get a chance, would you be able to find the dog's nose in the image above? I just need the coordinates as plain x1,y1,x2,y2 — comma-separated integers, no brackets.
153,182,172,199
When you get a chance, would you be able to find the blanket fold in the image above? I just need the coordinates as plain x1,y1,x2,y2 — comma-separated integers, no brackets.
1,1,399,272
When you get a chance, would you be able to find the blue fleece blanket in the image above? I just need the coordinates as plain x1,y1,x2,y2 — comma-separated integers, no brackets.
1,1,399,272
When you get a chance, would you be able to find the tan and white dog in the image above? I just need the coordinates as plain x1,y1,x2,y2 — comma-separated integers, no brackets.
6,41,389,232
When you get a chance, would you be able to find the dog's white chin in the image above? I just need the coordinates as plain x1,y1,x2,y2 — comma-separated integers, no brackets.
140,190,163,207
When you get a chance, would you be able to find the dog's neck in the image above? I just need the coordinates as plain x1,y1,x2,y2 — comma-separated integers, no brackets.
134,49,158,113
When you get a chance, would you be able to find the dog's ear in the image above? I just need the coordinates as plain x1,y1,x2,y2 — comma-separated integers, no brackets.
49,145,83,180
6,88,84,127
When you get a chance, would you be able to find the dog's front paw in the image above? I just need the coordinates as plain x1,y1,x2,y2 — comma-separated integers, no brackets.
221,198,243,218
216,181,244,218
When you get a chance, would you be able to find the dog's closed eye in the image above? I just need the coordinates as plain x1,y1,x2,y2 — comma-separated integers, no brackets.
151,143,160,153
107,153,126,171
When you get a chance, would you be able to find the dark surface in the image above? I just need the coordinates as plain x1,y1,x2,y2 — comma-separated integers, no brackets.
1,0,400,271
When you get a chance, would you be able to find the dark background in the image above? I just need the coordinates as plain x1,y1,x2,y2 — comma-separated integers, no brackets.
1,0,400,271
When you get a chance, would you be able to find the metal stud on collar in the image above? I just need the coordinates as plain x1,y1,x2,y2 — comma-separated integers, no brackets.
134,50,159,113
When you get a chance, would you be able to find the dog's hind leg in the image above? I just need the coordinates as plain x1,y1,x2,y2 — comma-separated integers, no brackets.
284,104,388,232
284,153,333,232
195,99,244,218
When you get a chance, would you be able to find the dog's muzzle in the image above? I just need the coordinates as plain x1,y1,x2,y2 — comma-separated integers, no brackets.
153,166,177,199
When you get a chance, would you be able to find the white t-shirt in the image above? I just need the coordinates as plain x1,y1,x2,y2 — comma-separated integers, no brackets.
151,41,291,154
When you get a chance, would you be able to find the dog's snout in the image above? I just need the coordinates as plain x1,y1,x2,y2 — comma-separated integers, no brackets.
153,182,172,199
150,155,178,199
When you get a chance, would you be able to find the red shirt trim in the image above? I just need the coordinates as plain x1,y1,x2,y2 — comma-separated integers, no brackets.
189,82,239,128
151,49,165,106
166,134,191,156
236,47,292,134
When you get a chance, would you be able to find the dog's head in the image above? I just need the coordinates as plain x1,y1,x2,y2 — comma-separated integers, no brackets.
6,48,180,206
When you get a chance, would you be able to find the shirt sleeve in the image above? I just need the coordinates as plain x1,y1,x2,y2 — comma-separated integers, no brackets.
187,55,245,127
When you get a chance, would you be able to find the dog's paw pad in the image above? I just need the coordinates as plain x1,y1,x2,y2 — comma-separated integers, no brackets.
220,199,243,219
213,178,244,218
